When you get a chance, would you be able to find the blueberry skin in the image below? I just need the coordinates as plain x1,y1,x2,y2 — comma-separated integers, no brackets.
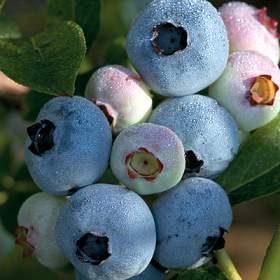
219,2,280,65
75,264,166,280
152,177,232,269
209,51,280,132
25,96,112,195
110,123,186,195
75,270,88,280
56,184,156,280
17,193,68,269
149,95,240,178
126,0,229,97
85,65,152,134
130,264,166,280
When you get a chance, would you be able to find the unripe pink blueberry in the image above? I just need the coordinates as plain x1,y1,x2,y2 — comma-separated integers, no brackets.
209,51,280,132
219,2,280,64
85,65,152,134
16,192,68,269
110,123,185,195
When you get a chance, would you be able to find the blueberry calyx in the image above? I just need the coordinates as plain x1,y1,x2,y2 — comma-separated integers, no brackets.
125,147,164,181
76,233,111,265
151,22,188,56
27,119,55,157
15,226,35,258
185,150,204,174
201,227,227,257
248,75,279,106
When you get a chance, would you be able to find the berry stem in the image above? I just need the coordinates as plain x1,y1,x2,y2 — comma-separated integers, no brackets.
258,225,280,280
215,249,242,280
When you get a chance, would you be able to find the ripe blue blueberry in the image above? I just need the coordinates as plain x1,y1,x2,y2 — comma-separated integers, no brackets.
16,193,68,269
152,177,233,269
149,95,240,178
56,184,156,280
75,264,166,280
126,0,229,97
75,270,88,280
24,96,112,195
110,123,185,195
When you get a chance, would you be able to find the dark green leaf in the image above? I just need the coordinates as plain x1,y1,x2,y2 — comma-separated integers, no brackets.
45,0,75,22
172,266,229,280
228,165,280,205
46,0,101,48
216,114,280,204
0,15,21,39
22,91,53,122
0,21,86,95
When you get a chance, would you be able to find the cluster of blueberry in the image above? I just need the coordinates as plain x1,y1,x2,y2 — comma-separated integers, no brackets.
15,1,280,280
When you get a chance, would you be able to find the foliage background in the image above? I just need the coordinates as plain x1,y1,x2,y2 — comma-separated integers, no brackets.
0,0,280,279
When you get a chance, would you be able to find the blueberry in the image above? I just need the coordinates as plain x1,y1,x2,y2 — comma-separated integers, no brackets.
209,51,280,132
76,264,166,280
219,2,280,65
75,270,88,280
24,96,112,195
126,0,229,97
16,193,68,269
149,95,240,178
56,184,156,280
85,65,152,134
110,123,185,195
152,177,232,269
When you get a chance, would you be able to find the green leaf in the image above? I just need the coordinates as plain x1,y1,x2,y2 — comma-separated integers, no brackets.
22,91,54,122
46,0,101,48
45,0,75,22
0,21,86,95
0,15,21,39
216,114,280,204
228,165,280,205
172,266,229,280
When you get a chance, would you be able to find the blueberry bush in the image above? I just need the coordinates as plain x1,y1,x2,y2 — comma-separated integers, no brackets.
1,0,280,279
